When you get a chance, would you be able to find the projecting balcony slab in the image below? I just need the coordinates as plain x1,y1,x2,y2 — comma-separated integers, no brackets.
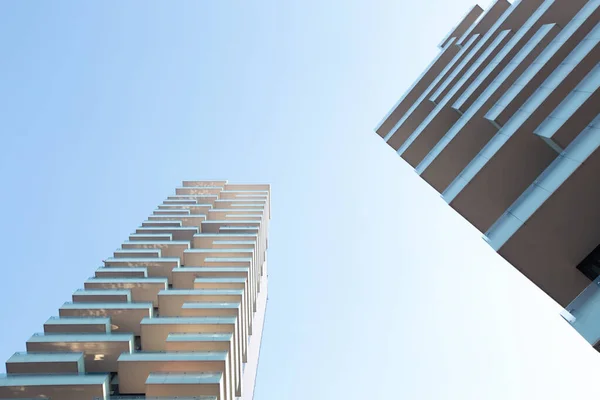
183,180,228,187
103,257,180,281
6,352,84,375
158,203,213,214
95,267,148,278
482,114,600,306
385,34,481,151
148,214,206,227
180,302,245,354
118,352,232,400
59,302,153,334
201,220,260,234
172,267,251,290
136,226,198,241
0,373,110,400
140,315,242,392
219,190,269,199
26,333,133,373
142,220,182,228
214,199,265,207
375,37,461,140
168,195,218,205
165,332,240,396
455,0,512,47
485,1,600,126
130,232,173,241
204,257,253,268
145,373,223,400
163,199,198,205
208,209,263,218
400,29,515,167
193,279,249,333
534,64,600,151
438,5,483,49
122,241,190,259
84,277,168,306
184,249,254,266
159,289,248,355
140,316,239,354
211,240,256,250
418,22,560,192
218,226,259,234
219,215,262,222
176,187,223,196
193,234,258,249
114,248,161,258
224,184,270,191
44,316,111,334
444,24,600,232
452,0,591,113
153,209,191,215
72,289,131,303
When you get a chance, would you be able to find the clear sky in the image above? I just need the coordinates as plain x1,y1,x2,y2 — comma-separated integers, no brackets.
0,1,599,399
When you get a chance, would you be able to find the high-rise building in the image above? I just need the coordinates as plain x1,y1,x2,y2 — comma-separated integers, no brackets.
375,0,600,346
0,181,270,400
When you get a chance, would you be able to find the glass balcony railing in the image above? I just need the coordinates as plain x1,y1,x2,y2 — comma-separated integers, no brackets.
561,277,600,345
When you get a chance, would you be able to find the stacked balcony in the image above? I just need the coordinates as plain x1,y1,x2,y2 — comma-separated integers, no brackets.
2,181,270,400
375,0,600,346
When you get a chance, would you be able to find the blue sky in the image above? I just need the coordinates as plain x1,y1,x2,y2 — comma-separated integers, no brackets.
1,1,599,399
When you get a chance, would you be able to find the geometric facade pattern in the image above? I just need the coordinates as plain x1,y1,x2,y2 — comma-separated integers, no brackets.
375,0,600,345
0,181,270,400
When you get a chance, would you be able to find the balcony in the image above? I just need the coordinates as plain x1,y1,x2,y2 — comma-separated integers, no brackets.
193,233,257,249
158,289,247,354
153,209,191,216
121,241,190,259
179,303,244,360
5,352,84,375
141,220,182,228
140,317,239,356
182,180,228,187
562,277,600,346
0,373,110,400
26,333,133,373
72,289,131,303
44,317,111,334
95,267,148,279
193,279,249,332
147,214,206,228
167,195,218,204
175,186,223,195
158,204,212,214
211,240,255,250
201,220,260,234
172,267,250,290
165,333,240,396
59,302,154,334
129,233,173,241
103,258,180,281
145,372,224,400
114,249,161,259
117,351,231,400
84,277,168,306
223,184,269,191
183,249,254,266
163,199,198,205
218,226,260,234
135,226,198,241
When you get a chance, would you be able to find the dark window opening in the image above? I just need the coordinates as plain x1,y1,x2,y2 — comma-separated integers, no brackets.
577,243,600,281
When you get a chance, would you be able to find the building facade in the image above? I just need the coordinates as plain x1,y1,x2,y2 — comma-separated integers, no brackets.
375,0,600,345
0,181,270,400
